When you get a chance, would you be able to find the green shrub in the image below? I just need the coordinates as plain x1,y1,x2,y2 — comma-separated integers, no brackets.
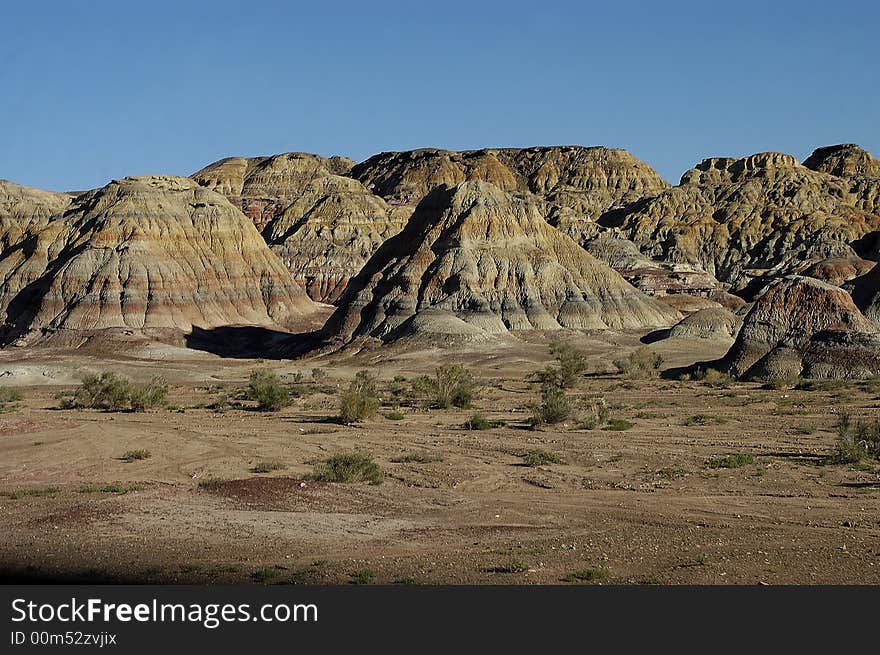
683,414,726,426
565,567,608,583
577,395,609,429
412,364,479,409
391,452,443,464
308,453,383,485
339,371,380,424
706,453,755,469
794,379,848,392
311,368,327,384
250,460,285,473
121,449,151,463
384,411,405,421
529,386,572,427
692,368,733,387
350,569,377,585
603,419,634,431
535,340,590,389
832,413,880,464
0,387,23,408
492,557,529,574
246,370,290,411
463,414,503,430
614,347,663,379
522,449,564,467
61,373,167,412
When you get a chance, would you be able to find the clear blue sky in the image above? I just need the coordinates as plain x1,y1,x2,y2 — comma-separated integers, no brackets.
1,0,877,191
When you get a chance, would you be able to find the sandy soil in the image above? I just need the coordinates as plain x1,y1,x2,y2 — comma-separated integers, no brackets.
1,331,879,585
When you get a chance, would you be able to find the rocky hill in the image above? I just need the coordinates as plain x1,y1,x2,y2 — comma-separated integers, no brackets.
605,152,880,291
193,152,406,303
0,176,318,344
321,181,680,345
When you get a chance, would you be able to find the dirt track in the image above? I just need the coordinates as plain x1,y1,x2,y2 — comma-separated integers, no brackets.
1,333,879,584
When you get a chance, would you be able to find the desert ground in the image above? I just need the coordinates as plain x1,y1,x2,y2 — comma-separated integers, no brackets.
1,331,878,586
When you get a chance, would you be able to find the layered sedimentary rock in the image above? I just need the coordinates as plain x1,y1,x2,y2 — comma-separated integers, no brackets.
607,151,880,290
0,176,318,343
668,307,741,341
804,144,880,179
800,256,875,286
719,276,879,379
193,152,405,303
322,181,680,344
351,146,669,240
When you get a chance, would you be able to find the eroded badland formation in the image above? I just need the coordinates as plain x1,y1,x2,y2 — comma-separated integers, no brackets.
2,143,880,584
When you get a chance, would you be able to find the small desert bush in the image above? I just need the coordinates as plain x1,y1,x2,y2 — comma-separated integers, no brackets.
614,347,663,379
683,414,727,426
463,414,503,430
762,376,799,391
706,453,755,469
492,557,529,574
522,449,564,467
692,368,733,387
576,395,609,429
412,364,479,409
250,460,285,473
391,452,443,464
832,413,880,464
61,373,167,412
0,387,23,410
384,410,405,421
794,378,848,392
121,449,151,463
308,453,383,485
534,340,589,389
529,386,572,427
339,370,380,424
350,569,377,585
246,370,289,411
603,418,634,431
565,566,608,583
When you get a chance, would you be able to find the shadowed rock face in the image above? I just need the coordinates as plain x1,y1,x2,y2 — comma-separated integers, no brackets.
850,263,880,322
351,146,669,240
322,181,680,344
609,151,880,290
720,276,879,380
804,144,880,179
192,152,406,303
0,176,318,343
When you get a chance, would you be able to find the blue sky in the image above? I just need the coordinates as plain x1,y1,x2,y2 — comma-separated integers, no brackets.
1,0,877,191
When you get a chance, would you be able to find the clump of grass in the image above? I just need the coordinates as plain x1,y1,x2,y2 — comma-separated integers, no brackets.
491,557,529,574
565,566,608,583
614,347,663,379
533,340,589,389
683,414,727,426
197,477,226,490
762,376,799,391
522,449,564,467
252,567,281,583
529,385,572,427
463,414,503,430
576,395,610,429
831,413,880,464
121,449,151,463
384,410,405,421
412,364,480,409
0,486,60,500
350,569,377,585
0,387,23,411
794,378,848,392
692,368,733,388
339,371,380,424
60,373,167,412
246,370,290,411
100,484,143,494
308,453,383,485
250,460,285,474
390,452,443,464
706,453,755,469
603,419,634,431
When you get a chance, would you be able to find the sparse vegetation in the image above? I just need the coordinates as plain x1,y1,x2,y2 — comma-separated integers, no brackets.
60,373,167,412
491,557,529,574
412,364,479,409
0,387,23,411
564,566,608,583
250,460,285,473
384,410,405,421
603,418,634,431
463,414,503,430
251,567,281,583
522,449,564,467
308,453,384,485
683,414,727,426
339,371,380,424
832,413,880,464
534,340,589,389
528,385,572,427
350,569,377,584
692,368,733,387
577,395,609,429
706,453,755,469
0,487,60,500
246,370,290,411
614,347,663,379
121,449,151,463
391,452,443,464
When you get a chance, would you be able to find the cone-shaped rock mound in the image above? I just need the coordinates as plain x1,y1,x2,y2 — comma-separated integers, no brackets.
719,275,879,379
322,181,680,344
0,175,318,343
